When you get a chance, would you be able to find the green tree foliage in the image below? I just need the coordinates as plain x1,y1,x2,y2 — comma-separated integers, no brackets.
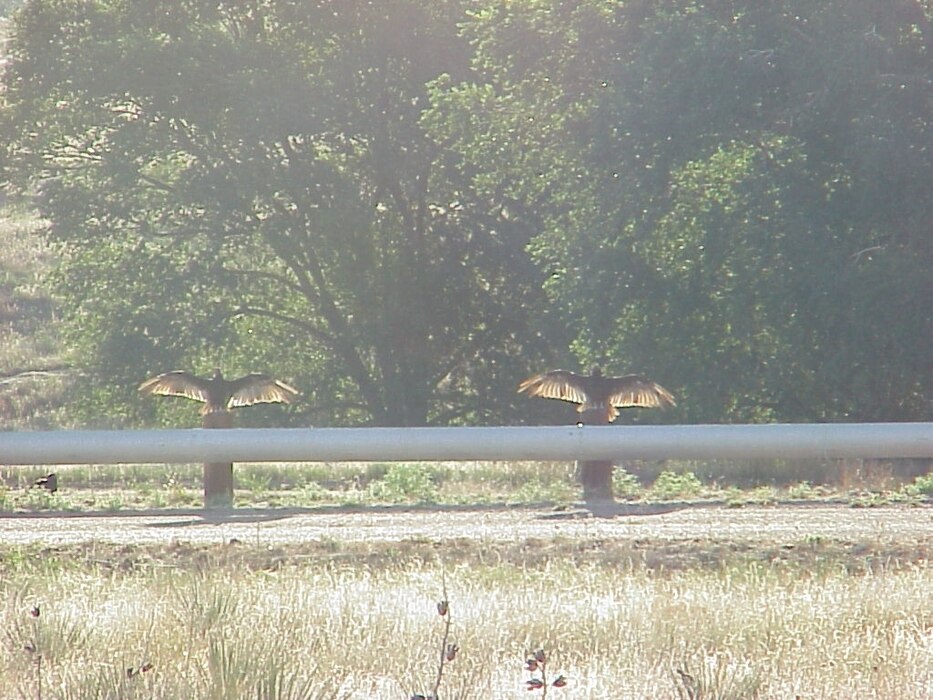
431,0,931,422
1,0,560,426
1,0,929,426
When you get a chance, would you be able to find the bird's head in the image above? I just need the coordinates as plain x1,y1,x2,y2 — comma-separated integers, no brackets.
590,365,603,378
211,367,224,380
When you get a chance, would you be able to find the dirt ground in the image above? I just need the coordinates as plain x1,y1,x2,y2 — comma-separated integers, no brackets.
1,502,930,549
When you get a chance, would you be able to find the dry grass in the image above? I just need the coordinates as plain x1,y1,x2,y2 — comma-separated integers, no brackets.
0,541,931,699
1,460,929,514
0,461,583,512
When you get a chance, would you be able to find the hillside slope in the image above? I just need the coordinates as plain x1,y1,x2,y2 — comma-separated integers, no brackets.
0,205,72,428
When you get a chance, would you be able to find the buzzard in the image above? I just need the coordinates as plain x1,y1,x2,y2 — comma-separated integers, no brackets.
138,368,298,415
33,472,58,493
518,366,675,423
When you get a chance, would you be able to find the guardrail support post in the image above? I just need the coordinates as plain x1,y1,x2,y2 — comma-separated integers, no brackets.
577,459,614,503
577,408,616,503
201,412,234,508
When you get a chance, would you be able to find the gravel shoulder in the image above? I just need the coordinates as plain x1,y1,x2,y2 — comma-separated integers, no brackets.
1,503,930,549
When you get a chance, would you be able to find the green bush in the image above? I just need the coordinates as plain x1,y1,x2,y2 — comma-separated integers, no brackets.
612,468,642,499
905,473,933,496
368,463,438,503
650,470,703,500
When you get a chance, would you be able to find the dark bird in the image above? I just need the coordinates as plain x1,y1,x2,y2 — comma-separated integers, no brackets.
138,368,299,415
33,473,57,493
517,366,675,423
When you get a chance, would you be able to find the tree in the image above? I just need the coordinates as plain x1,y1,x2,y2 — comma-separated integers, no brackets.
429,0,932,423
1,0,562,426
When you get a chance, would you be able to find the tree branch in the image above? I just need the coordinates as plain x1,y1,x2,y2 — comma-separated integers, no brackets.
0,364,73,384
229,306,338,347
137,173,174,192
222,266,305,297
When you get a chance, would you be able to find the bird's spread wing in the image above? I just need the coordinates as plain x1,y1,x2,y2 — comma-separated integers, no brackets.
605,375,676,408
138,371,212,403
517,370,589,405
226,375,299,408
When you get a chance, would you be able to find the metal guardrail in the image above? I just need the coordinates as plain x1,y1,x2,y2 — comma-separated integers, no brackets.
2,423,931,465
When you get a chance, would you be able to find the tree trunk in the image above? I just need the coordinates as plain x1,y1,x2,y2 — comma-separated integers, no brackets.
202,411,234,508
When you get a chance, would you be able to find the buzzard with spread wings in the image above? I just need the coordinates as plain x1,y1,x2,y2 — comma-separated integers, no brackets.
139,368,299,415
518,366,675,423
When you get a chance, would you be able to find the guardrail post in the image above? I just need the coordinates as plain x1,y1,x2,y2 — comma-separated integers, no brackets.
577,408,615,503
577,458,615,503
201,412,234,508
